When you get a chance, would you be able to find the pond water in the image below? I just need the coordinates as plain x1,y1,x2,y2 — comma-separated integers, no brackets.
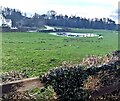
49,32,99,37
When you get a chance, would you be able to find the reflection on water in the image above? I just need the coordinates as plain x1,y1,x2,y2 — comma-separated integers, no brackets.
49,32,99,37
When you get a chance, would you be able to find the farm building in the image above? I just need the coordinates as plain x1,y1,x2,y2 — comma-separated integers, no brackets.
0,12,12,27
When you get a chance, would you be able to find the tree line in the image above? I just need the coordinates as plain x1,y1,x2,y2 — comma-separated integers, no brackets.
2,7,118,30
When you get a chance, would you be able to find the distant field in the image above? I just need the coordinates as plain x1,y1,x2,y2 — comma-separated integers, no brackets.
2,29,118,76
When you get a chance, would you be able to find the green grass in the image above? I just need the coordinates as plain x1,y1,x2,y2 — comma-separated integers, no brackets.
2,29,118,76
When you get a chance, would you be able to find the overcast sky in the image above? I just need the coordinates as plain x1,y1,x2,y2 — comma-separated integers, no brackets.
1,0,119,22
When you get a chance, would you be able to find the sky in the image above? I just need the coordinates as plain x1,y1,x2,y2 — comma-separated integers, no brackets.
1,0,119,23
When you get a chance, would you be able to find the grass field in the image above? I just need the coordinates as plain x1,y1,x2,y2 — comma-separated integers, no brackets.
2,29,118,76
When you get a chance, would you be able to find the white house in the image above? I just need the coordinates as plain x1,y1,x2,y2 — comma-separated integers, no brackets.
44,25,55,30
0,13,12,27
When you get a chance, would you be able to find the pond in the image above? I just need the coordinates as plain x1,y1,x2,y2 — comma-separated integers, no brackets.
49,32,99,37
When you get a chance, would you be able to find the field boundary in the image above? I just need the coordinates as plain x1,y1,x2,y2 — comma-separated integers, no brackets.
1,77,120,98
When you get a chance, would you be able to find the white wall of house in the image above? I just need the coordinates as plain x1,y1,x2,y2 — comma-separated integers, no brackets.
0,14,3,27
0,14,12,27
5,19,12,27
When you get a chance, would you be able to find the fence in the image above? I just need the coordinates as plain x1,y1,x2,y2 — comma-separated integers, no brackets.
1,76,120,99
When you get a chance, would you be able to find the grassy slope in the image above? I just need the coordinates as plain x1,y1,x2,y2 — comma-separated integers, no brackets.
2,29,118,76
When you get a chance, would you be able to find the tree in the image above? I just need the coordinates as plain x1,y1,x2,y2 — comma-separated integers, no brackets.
47,10,57,19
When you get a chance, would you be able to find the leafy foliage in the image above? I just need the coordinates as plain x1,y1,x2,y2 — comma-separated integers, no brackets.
40,51,120,101
2,7,117,30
